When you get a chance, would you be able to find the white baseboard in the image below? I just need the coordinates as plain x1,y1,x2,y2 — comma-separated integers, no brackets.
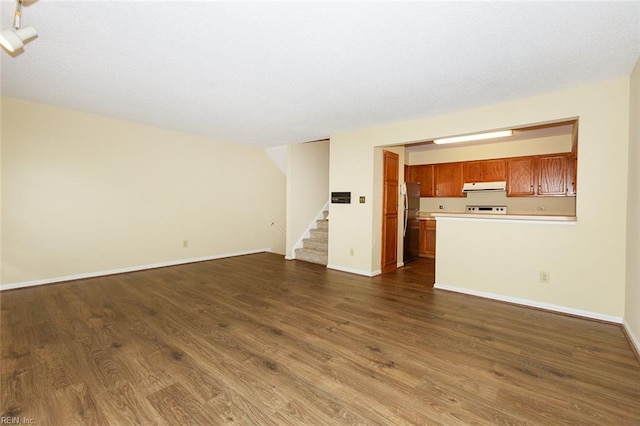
434,283,623,324
327,264,381,277
1,248,272,291
623,319,640,358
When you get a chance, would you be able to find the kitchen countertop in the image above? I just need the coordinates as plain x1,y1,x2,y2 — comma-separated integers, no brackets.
420,211,576,222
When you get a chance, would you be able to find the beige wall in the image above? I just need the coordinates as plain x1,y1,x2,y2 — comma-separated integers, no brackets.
285,140,329,258
329,78,630,318
1,98,286,286
626,57,640,348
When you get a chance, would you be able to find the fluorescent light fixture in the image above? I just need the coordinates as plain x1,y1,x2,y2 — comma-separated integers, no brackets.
433,130,514,145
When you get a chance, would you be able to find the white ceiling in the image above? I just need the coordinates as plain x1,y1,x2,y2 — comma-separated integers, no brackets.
1,1,639,149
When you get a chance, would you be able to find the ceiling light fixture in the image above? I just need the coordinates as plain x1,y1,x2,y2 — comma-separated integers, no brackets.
0,0,37,54
433,130,514,145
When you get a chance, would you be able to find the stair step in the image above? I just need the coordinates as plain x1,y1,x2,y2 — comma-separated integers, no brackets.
295,248,328,266
309,228,328,241
303,238,327,251
294,209,329,266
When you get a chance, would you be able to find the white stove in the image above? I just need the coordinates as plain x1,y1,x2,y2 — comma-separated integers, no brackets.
465,205,507,214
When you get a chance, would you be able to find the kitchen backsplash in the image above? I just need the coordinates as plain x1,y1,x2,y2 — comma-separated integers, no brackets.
419,191,576,216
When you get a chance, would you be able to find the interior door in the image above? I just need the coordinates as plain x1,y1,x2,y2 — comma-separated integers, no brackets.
381,150,399,274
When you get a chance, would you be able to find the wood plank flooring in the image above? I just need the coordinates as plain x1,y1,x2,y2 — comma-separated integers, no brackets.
1,253,639,425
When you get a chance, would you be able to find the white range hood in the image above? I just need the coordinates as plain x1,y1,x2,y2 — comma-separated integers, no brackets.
462,181,507,193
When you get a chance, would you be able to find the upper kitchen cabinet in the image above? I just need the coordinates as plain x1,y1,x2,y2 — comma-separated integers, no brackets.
537,154,568,196
434,162,464,197
507,157,536,196
567,153,578,196
507,154,572,197
463,159,506,183
406,165,434,197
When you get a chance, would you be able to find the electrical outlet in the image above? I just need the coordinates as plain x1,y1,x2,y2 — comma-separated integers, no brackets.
183,240,188,248
540,271,550,283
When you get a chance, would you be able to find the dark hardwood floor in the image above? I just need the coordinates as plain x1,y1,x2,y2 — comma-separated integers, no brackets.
1,253,639,425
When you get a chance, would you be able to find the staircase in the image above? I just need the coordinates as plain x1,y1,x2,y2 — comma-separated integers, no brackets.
295,211,328,265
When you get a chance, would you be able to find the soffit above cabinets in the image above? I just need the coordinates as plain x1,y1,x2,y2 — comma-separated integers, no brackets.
405,120,576,153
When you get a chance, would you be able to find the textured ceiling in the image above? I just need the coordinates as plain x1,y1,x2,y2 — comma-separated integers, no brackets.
1,1,639,148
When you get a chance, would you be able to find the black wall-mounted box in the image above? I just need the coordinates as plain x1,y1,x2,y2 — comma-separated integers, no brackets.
331,192,351,204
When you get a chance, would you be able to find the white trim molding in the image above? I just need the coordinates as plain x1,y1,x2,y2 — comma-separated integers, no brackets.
623,319,640,358
1,248,271,291
434,283,623,324
327,264,381,277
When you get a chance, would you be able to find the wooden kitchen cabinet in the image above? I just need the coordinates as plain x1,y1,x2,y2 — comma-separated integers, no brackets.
507,154,571,197
567,153,577,196
434,162,464,197
412,152,575,198
507,157,536,196
463,159,506,183
419,220,436,258
406,165,434,197
406,165,418,185
463,161,484,183
537,154,568,196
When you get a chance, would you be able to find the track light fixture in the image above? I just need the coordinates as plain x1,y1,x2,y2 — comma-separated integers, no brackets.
0,0,37,54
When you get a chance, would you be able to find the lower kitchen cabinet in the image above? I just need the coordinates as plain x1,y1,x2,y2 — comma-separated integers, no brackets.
419,220,436,258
